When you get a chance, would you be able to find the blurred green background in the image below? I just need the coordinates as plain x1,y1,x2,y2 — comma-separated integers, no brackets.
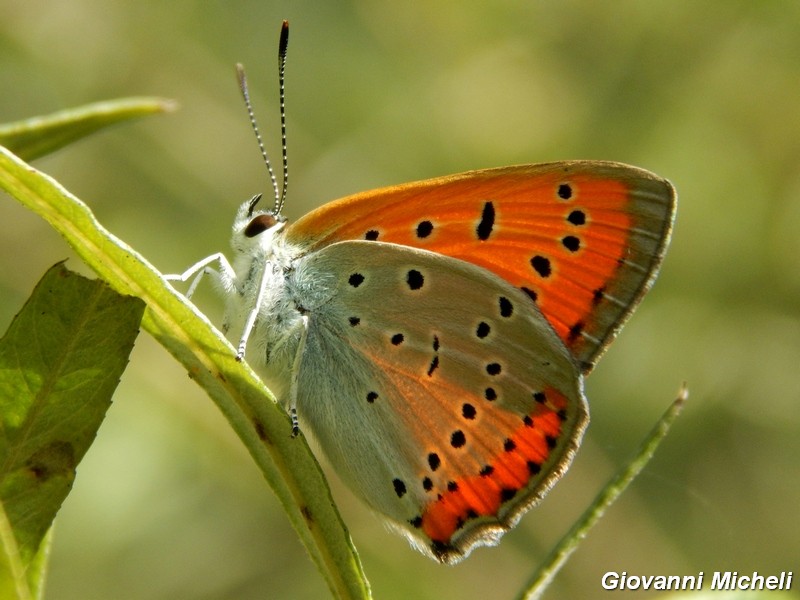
1,2,798,599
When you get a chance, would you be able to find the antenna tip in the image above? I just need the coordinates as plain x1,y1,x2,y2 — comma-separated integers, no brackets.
279,20,289,56
235,63,247,92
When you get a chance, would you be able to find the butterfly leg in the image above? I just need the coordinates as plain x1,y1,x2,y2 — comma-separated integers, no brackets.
235,260,273,361
288,314,309,437
164,253,236,300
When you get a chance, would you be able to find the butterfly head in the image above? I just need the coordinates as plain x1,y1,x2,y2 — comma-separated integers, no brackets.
231,192,287,254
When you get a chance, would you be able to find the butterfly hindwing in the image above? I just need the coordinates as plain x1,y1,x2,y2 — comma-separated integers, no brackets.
288,240,589,562
288,161,676,371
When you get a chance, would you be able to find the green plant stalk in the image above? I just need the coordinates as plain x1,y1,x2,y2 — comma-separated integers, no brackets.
0,145,370,600
517,387,688,600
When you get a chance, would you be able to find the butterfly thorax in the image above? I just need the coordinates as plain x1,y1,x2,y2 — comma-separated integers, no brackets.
221,202,322,402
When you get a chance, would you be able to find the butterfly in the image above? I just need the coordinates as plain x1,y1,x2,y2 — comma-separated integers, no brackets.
166,21,676,563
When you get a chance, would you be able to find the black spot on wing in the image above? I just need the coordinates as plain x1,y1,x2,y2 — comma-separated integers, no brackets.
416,220,434,238
476,201,495,241
406,269,424,290
530,255,551,278
393,478,407,498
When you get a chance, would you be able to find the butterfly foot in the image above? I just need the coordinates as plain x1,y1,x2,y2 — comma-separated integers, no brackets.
290,408,300,437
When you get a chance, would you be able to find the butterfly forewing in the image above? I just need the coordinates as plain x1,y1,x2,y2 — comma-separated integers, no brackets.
288,161,676,372
288,240,588,562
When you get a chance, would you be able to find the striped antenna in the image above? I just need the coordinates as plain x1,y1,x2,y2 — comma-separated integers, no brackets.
276,20,289,214
235,20,291,215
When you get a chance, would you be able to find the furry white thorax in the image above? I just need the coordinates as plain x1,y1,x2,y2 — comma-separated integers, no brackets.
219,200,328,406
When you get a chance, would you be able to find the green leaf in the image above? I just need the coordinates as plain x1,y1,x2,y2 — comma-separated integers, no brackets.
0,98,176,161
23,527,51,600
0,263,145,599
0,139,370,597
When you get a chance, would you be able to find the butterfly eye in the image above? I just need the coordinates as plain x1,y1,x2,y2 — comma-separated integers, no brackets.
244,214,278,237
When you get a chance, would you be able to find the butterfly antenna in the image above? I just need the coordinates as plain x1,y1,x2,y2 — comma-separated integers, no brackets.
276,20,290,214
236,63,281,214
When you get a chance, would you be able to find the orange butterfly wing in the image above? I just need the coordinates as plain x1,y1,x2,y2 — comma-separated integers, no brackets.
288,160,676,370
